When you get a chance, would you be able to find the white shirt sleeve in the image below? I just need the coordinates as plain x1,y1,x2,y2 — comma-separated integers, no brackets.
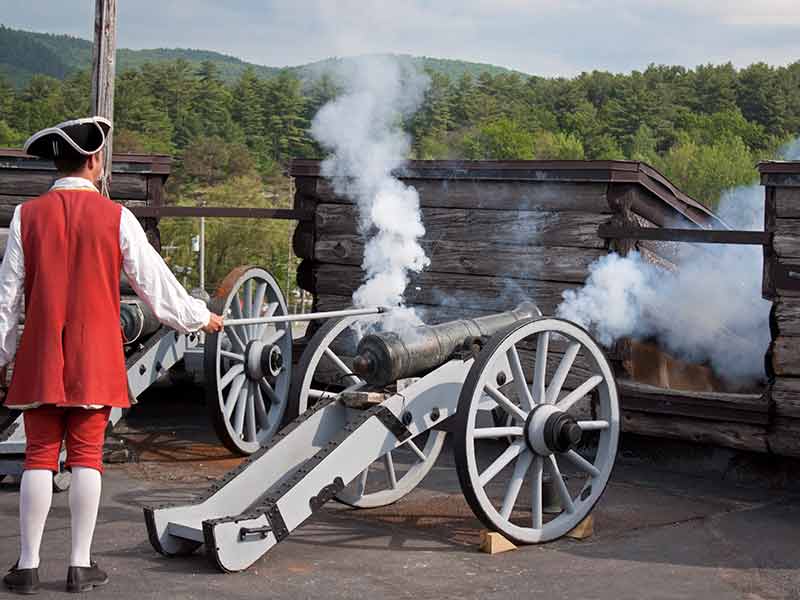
0,206,25,367
119,207,210,334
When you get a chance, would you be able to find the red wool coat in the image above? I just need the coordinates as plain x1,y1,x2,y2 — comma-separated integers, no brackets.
5,188,130,409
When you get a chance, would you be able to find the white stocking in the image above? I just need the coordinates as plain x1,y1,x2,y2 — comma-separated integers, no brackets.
19,469,53,569
68,467,102,568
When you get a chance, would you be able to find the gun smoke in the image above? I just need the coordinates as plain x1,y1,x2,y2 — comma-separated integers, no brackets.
556,140,800,385
310,57,430,333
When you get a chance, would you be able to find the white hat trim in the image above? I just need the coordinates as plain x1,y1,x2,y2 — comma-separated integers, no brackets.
23,116,113,157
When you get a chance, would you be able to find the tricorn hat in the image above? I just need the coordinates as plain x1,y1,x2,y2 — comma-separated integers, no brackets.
23,116,112,161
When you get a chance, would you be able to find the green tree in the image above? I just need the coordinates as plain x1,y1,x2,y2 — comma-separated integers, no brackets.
462,117,535,159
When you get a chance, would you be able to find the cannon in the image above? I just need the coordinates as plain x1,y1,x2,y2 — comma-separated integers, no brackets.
144,303,620,572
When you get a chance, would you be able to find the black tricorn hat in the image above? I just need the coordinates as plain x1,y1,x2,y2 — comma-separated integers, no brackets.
23,116,112,160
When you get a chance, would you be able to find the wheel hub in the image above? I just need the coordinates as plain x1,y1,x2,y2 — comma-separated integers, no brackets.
525,404,582,455
245,340,283,380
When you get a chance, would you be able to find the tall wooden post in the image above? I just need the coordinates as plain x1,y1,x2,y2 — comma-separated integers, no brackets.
90,0,117,196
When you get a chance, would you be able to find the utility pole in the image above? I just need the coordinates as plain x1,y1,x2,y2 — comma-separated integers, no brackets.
90,0,117,196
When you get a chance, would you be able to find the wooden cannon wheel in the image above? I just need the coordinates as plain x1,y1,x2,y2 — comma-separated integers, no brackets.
204,266,292,456
454,317,620,544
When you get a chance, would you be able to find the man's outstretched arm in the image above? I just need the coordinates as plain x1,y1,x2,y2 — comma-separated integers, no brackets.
119,208,222,334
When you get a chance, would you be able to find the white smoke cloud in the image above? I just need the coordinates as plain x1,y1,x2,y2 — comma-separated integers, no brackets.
310,56,431,332
558,177,773,386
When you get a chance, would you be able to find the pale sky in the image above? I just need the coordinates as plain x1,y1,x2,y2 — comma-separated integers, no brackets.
3,0,799,76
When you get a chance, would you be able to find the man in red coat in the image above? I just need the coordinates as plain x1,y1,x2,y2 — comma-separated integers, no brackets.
0,117,223,594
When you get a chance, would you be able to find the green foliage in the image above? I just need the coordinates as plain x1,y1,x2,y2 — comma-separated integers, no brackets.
462,118,536,159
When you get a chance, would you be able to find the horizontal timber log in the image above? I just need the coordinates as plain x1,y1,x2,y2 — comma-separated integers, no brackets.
771,297,800,336
314,204,608,248
617,379,769,425
770,336,800,376
621,410,769,454
130,206,304,220
774,188,800,218
308,263,576,315
770,377,800,418
311,235,603,283
297,178,612,213
0,170,149,200
598,224,769,245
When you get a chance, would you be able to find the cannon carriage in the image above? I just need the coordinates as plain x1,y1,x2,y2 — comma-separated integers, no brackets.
144,291,620,572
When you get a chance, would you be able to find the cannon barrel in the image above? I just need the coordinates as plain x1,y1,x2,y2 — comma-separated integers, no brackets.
352,302,540,386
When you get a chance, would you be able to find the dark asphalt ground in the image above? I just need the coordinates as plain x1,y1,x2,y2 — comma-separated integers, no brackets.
1,393,799,599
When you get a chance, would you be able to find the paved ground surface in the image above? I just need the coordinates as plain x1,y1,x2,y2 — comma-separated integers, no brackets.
1,390,799,599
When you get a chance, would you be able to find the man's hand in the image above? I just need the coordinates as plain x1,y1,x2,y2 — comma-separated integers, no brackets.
202,313,224,334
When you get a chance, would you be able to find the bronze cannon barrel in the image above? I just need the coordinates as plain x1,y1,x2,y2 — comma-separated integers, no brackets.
352,302,540,386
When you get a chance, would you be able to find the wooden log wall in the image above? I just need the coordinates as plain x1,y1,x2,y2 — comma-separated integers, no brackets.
761,161,800,457
0,149,170,251
290,160,782,454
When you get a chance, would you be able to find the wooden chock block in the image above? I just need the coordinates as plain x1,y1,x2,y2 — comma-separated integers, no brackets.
479,530,517,554
566,514,595,540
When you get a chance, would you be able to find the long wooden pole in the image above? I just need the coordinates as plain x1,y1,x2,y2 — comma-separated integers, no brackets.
90,0,117,196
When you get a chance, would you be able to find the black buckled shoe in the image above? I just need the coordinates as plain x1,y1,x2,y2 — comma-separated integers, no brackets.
3,562,40,595
66,561,108,593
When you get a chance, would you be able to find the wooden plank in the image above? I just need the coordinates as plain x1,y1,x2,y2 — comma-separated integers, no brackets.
0,170,147,199
307,179,612,213
315,204,609,248
617,379,769,425
621,410,769,453
773,219,800,258
771,297,800,336
309,264,576,315
770,336,800,376
0,151,171,175
313,236,604,283
770,377,800,418
598,224,768,245
774,188,800,218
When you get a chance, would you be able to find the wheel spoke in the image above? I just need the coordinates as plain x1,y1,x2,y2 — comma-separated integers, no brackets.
259,378,280,405
219,363,244,390
546,455,575,514
223,373,246,419
531,456,543,528
245,383,257,442
557,375,603,412
324,348,362,383
232,385,248,437
484,384,528,422
577,420,609,431
383,452,397,489
531,332,550,404
507,344,534,410
228,295,249,345
478,441,525,486
226,326,247,353
500,450,533,519
545,342,580,404
473,426,524,439
220,350,244,362
253,383,269,428
263,328,286,346
258,302,280,339
561,449,601,478
404,439,427,462
243,280,254,338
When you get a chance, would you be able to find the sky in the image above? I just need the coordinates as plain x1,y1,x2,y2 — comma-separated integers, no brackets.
3,0,800,76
